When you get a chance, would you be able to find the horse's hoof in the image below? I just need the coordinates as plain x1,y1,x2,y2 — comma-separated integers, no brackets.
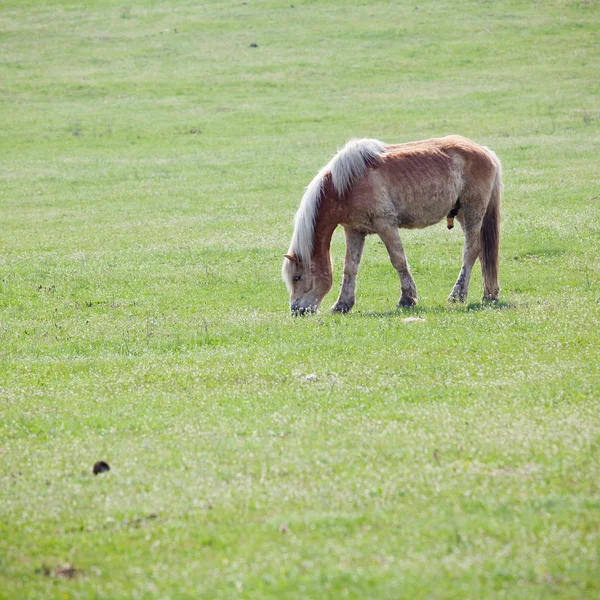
482,295,499,303
398,296,418,307
447,294,466,303
332,302,352,314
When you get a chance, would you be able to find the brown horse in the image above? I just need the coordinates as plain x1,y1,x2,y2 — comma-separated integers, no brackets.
282,135,502,315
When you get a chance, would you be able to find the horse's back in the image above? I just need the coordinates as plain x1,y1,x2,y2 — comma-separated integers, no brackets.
343,136,497,230
385,135,493,166
382,135,498,203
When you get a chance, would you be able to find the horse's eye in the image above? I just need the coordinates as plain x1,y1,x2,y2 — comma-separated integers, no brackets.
294,275,302,281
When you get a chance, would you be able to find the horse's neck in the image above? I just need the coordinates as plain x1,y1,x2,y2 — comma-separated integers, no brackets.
312,191,339,269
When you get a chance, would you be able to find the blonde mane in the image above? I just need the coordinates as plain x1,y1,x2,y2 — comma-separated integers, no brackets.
283,138,387,287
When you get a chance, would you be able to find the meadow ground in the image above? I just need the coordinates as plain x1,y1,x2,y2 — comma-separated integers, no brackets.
1,0,599,598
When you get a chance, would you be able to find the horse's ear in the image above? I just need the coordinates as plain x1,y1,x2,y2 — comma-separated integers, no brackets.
283,253,298,263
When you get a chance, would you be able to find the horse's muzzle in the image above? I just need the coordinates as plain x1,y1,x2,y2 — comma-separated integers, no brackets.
290,303,316,316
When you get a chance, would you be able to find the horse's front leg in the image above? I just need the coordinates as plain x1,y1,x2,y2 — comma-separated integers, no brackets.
377,225,418,307
332,228,366,313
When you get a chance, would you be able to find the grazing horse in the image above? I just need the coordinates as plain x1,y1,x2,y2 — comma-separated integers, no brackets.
282,135,502,315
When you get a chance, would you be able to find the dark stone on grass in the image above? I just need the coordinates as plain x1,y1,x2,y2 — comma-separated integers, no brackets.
249,43,258,47
93,461,110,475
55,565,78,579
38,564,78,579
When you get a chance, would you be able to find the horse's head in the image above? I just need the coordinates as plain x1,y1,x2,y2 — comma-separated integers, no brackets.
282,253,332,316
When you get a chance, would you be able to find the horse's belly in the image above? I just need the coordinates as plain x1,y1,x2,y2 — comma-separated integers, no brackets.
342,171,461,231
395,190,457,229
370,166,462,229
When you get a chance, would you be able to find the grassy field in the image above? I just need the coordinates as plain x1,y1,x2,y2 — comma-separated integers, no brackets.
1,0,599,598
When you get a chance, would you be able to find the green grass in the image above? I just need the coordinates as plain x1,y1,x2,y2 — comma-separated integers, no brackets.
1,0,599,598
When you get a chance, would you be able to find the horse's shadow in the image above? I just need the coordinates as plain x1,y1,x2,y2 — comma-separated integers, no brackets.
342,300,514,319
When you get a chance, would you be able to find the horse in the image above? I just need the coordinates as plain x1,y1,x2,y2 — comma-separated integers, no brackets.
282,135,503,315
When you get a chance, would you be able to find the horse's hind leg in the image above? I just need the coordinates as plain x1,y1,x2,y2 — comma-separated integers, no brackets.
332,228,366,314
377,225,418,307
448,211,483,303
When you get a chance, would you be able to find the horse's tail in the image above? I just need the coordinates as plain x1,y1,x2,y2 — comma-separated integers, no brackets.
480,149,502,300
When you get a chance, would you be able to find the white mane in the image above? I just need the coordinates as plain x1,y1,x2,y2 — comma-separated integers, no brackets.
283,138,387,285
